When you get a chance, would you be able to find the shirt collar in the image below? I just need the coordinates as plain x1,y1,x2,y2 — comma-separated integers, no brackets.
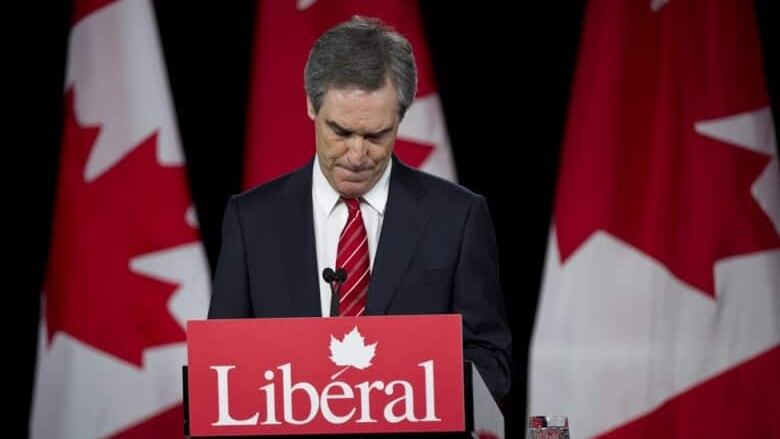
313,156,392,216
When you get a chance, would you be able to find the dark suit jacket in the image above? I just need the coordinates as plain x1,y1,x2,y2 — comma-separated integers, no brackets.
208,156,512,400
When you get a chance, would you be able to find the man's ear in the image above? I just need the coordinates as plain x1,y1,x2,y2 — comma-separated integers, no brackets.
306,96,316,120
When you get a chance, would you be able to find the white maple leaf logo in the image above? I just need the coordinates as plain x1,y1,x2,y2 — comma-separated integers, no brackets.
329,326,377,379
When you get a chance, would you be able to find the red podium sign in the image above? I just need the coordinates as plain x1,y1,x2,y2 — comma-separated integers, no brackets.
187,315,465,436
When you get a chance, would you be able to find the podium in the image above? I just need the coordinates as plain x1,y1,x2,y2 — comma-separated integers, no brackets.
184,315,503,438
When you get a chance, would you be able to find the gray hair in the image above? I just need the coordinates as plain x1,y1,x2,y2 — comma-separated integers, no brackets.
304,16,417,119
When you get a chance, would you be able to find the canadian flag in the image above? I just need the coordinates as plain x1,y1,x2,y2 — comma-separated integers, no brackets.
31,0,210,438
243,0,455,188
530,0,779,438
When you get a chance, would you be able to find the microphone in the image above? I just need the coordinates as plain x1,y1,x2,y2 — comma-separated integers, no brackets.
322,267,337,283
322,267,348,316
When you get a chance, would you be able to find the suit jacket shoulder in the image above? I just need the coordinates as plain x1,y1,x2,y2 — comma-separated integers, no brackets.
231,160,313,216
391,157,486,207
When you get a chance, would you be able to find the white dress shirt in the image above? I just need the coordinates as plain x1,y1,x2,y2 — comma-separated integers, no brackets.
312,157,391,316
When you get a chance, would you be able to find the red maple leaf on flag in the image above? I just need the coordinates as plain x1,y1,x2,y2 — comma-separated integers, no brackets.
554,1,780,298
45,90,198,366
394,138,434,169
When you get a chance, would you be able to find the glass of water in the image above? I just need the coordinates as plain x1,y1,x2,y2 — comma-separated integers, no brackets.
528,415,569,439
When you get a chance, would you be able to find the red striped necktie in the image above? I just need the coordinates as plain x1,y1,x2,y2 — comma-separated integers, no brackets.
336,197,370,316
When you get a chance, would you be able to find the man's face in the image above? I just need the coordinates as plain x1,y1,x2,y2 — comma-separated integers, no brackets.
308,81,399,198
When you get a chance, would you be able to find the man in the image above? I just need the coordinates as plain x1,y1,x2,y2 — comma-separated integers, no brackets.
208,16,511,401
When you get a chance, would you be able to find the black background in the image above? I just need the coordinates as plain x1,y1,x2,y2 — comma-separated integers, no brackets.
18,1,778,437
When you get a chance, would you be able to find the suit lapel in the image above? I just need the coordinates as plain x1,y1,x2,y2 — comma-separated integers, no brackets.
278,162,321,317
366,158,429,314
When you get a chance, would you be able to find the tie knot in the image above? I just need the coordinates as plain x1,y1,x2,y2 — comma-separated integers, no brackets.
342,197,361,212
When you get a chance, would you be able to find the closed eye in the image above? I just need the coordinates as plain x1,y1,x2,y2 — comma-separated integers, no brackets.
365,127,393,142
326,120,394,141
326,121,351,137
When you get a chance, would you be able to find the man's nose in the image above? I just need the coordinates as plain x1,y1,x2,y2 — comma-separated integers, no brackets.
346,135,368,158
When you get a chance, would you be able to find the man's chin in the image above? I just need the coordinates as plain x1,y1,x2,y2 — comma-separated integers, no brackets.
335,181,370,198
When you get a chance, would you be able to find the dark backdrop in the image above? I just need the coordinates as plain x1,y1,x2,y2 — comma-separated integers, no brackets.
20,1,777,438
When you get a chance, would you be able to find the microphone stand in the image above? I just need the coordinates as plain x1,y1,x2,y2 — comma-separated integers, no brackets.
322,268,347,317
